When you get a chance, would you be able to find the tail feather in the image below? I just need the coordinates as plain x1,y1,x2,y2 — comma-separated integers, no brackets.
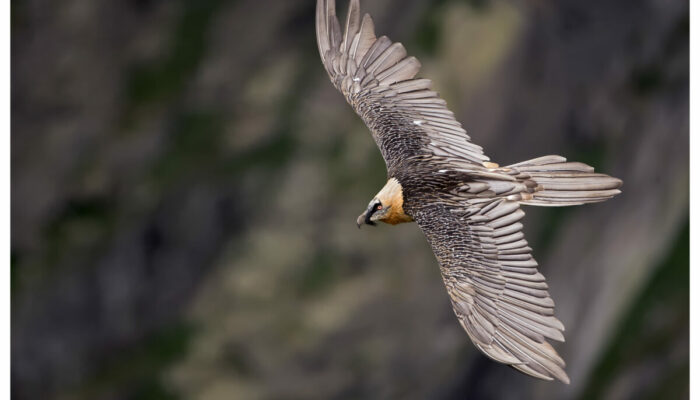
506,155,622,207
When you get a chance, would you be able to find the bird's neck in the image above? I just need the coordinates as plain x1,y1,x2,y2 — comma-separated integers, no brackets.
376,178,413,225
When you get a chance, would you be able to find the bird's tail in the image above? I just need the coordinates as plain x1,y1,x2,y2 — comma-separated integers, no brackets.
505,155,623,207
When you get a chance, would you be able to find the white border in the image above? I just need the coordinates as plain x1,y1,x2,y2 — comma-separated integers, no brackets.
3,0,10,396
690,0,698,396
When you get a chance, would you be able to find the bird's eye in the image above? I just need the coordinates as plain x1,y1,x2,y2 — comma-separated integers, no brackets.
377,205,383,210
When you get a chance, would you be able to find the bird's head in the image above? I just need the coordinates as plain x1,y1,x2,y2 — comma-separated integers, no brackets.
357,198,390,227
356,178,413,228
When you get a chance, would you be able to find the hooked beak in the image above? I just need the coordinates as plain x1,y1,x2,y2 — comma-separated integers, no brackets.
356,208,376,228
356,213,365,228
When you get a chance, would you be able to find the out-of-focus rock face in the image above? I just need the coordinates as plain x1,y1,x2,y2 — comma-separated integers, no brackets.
11,0,687,399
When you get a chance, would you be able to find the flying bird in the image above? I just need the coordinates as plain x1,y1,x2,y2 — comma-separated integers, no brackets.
316,0,622,383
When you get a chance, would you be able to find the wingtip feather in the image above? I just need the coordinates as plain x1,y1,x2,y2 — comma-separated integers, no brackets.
341,0,361,53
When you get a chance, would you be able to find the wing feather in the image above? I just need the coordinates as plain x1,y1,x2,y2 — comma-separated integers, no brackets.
413,199,570,384
316,0,489,174
340,0,360,54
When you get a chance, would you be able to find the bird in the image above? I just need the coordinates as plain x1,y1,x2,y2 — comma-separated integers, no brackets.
316,0,622,384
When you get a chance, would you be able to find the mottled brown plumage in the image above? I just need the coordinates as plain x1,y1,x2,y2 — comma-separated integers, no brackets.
316,0,622,383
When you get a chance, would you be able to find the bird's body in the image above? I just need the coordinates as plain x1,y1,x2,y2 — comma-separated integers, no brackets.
317,0,622,384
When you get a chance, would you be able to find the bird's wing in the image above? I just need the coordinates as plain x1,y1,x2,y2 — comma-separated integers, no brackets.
316,0,489,174
412,196,570,383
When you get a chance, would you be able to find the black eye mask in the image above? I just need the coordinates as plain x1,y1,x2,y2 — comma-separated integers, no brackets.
365,202,382,225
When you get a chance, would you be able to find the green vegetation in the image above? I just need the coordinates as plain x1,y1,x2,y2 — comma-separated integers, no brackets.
414,0,493,54
69,323,195,400
124,0,226,125
151,111,225,187
297,250,339,298
414,6,444,55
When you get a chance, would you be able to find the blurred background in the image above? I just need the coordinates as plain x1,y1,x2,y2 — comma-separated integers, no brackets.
11,0,688,399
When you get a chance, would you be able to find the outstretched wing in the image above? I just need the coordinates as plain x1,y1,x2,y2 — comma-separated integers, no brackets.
413,197,570,383
316,0,490,174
